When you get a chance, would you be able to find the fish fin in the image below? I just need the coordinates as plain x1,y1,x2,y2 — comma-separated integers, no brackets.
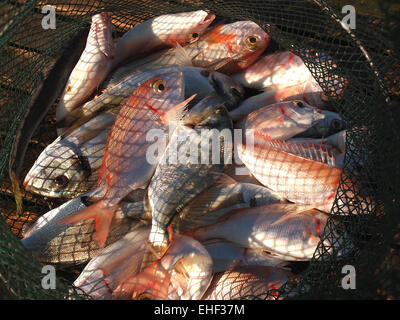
215,172,237,187
175,43,193,67
160,94,197,124
94,13,115,60
255,134,336,167
58,200,117,248
270,206,318,227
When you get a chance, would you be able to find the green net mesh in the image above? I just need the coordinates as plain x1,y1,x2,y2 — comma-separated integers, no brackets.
0,0,399,299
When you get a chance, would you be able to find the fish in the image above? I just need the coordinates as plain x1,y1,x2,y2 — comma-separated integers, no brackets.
58,67,243,132
24,113,115,198
21,194,146,266
203,239,290,273
112,234,213,300
145,96,233,262
237,134,342,212
238,100,326,141
201,266,293,300
231,50,348,110
187,203,333,260
102,20,270,89
112,11,216,68
289,130,346,153
73,226,150,299
294,110,345,138
8,26,90,215
59,71,195,248
56,13,115,128
170,173,287,234
232,51,315,90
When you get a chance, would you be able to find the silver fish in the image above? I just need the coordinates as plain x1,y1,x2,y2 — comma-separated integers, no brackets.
21,193,145,266
145,95,233,262
60,67,243,132
24,114,115,198
203,239,289,273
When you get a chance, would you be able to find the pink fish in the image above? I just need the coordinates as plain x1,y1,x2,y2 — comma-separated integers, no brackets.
112,234,213,300
232,51,348,109
112,10,216,68
189,21,271,74
237,135,342,212
187,203,332,260
59,71,196,248
237,100,325,140
56,13,115,126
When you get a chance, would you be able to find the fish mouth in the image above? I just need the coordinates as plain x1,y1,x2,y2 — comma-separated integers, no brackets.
22,179,64,198
202,13,216,25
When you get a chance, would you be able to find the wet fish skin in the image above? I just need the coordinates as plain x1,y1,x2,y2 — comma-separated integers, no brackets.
238,100,326,142
24,114,115,198
294,110,345,138
61,67,242,131
21,194,145,266
201,266,293,300
171,173,287,234
232,51,312,90
73,226,150,299
146,96,233,260
113,234,213,300
231,50,348,110
56,13,115,127
112,11,215,68
102,20,270,89
238,135,342,212
187,203,331,260
203,239,289,273
59,71,193,249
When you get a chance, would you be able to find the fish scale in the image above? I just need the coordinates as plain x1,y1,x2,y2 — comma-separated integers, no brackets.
144,96,233,267
59,71,194,249
188,204,332,260
238,135,341,212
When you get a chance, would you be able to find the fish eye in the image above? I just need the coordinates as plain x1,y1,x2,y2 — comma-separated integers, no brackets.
152,80,166,94
245,35,260,50
53,175,69,187
190,32,199,42
262,250,273,256
136,292,153,300
296,101,304,108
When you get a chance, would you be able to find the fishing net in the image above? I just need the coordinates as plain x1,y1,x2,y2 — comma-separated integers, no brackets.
0,0,399,299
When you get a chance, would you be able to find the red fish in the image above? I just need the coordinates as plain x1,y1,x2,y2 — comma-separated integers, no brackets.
189,21,271,74
59,71,196,248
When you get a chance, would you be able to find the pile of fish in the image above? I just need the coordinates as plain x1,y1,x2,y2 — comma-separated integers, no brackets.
17,11,359,300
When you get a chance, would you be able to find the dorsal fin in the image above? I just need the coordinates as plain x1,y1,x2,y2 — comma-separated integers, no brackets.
254,132,336,167
175,43,193,67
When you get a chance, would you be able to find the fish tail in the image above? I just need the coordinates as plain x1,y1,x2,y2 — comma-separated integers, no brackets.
58,200,117,248
10,170,23,216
